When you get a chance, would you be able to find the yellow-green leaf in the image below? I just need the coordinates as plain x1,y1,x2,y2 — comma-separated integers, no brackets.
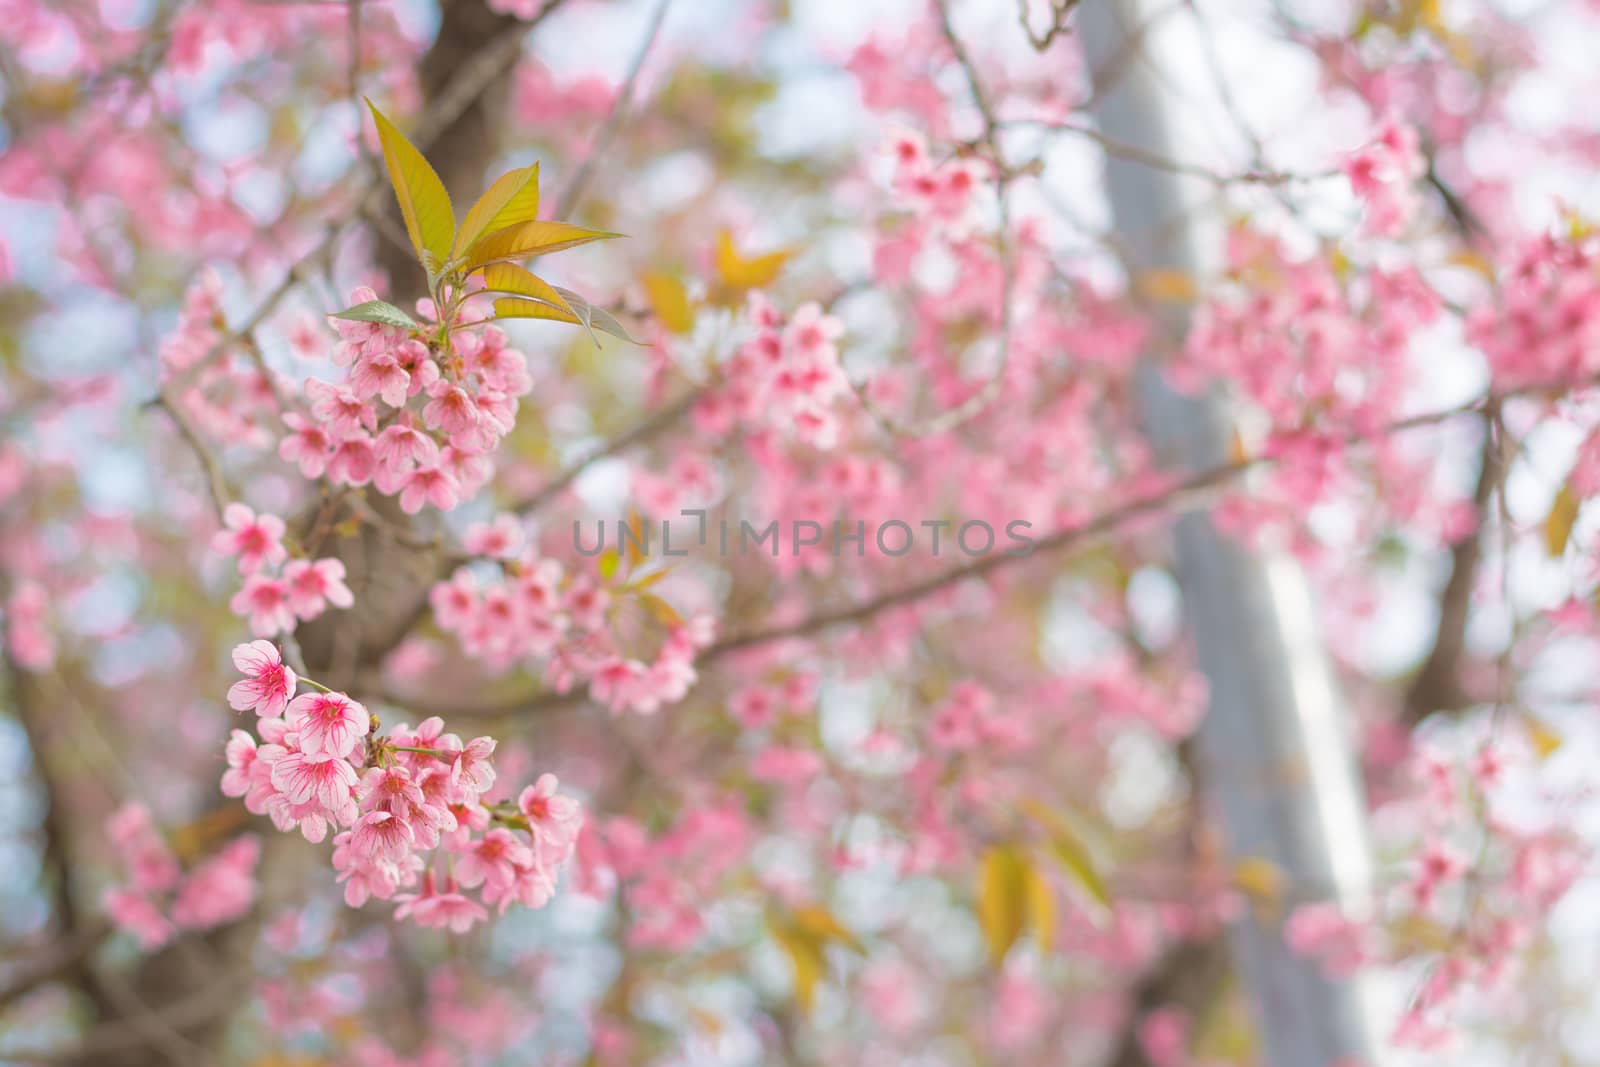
366,99,454,271
643,272,695,334
1545,484,1580,557
1045,831,1112,921
1019,799,1113,923
464,221,622,272
480,263,575,317
639,592,683,629
1023,863,1056,953
715,230,792,291
596,548,620,581
493,297,583,327
976,845,1028,965
455,163,541,257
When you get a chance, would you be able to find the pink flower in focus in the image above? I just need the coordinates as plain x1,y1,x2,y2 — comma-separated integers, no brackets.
227,639,296,718
271,748,359,810
286,690,370,761
518,773,581,846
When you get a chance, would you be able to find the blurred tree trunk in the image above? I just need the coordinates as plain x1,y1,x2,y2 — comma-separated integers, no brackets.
296,0,522,685
1080,3,1386,1064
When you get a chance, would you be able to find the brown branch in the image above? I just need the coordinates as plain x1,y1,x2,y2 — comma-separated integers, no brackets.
440,383,1554,723
1403,406,1504,724
0,921,113,1017
151,393,231,520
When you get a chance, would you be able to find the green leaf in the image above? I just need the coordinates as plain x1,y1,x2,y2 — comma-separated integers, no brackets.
330,299,418,330
454,163,541,258
553,286,644,345
479,263,576,317
976,845,1028,965
366,99,455,271
464,221,622,272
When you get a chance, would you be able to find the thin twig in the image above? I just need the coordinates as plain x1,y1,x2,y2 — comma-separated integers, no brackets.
153,393,231,520
553,0,675,218
510,387,706,515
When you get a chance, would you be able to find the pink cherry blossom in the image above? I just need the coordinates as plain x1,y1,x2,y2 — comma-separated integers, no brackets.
210,502,287,574
286,690,370,761
283,557,354,620
227,639,297,717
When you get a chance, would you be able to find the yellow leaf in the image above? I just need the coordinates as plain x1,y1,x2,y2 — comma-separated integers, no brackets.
977,845,1028,965
1521,712,1563,760
628,567,672,591
687,1006,723,1036
1226,425,1250,465
643,272,695,334
639,592,682,629
465,221,622,273
1023,863,1056,953
1135,268,1197,304
1232,856,1285,906
366,99,454,272
1544,483,1580,557
480,263,575,317
455,163,541,257
622,510,648,568
1448,249,1495,280
492,297,583,327
768,918,828,1013
715,230,793,291
791,904,865,954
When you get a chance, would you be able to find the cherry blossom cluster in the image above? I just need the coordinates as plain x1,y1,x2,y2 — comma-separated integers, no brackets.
158,271,278,449
880,126,986,232
1286,733,1587,1050
1466,229,1600,391
102,802,262,951
1344,114,1427,237
212,502,354,637
219,640,582,932
1179,228,1440,430
571,802,754,953
287,288,534,515
430,525,715,714
690,294,851,451
4,579,54,670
